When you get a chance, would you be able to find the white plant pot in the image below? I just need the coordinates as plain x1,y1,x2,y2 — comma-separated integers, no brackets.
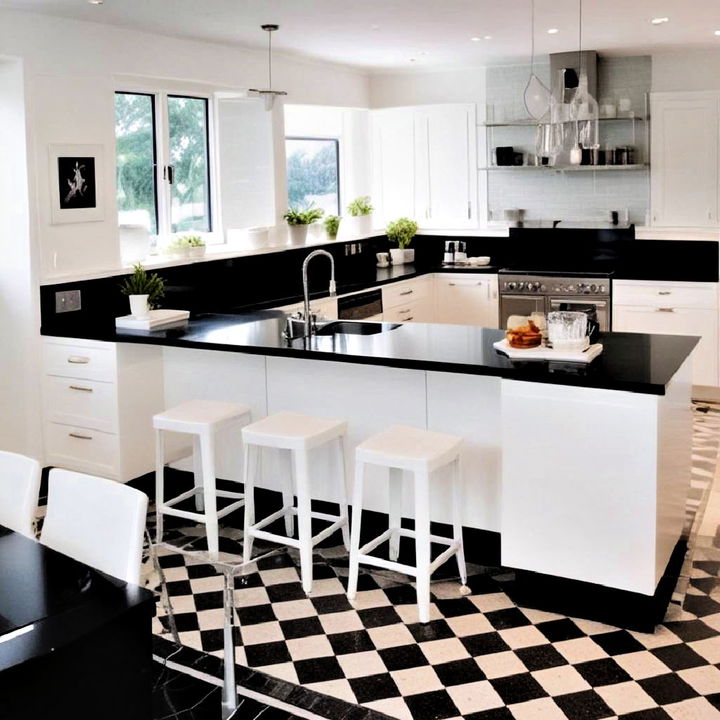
354,214,373,237
245,227,270,249
188,246,206,258
129,294,150,319
404,248,415,263
288,224,309,246
389,248,405,266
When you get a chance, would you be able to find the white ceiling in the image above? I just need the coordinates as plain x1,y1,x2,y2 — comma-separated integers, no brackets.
5,0,720,71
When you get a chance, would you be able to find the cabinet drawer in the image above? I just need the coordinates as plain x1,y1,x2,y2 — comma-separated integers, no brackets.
44,340,116,382
383,279,429,309
43,376,118,433
44,422,119,479
384,302,418,323
613,282,718,309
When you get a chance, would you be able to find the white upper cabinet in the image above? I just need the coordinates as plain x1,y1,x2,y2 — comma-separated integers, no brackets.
414,104,478,229
651,93,719,227
372,108,416,225
372,104,478,230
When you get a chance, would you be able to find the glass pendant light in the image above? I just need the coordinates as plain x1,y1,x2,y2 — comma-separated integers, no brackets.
523,0,551,120
569,0,599,152
249,24,288,111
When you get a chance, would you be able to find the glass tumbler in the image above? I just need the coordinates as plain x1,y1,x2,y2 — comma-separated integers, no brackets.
547,311,589,351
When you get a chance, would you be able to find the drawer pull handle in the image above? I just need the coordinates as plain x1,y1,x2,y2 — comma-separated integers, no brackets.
658,291,672,296
69,432,92,440
403,316,414,321
67,356,90,364
657,308,675,313
69,385,93,393
399,289,414,296
399,308,412,315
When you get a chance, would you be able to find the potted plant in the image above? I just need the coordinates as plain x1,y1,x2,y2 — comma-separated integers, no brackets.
323,215,341,240
184,235,206,258
347,196,373,236
167,237,190,258
386,217,418,265
119,263,165,319
283,206,324,246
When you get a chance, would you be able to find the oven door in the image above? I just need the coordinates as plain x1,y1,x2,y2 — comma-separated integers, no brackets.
548,297,610,331
499,295,545,329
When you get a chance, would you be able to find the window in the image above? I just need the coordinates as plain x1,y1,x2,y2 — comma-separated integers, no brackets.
115,91,213,240
285,137,340,215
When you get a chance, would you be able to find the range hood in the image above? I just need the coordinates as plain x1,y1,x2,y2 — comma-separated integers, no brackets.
550,50,598,102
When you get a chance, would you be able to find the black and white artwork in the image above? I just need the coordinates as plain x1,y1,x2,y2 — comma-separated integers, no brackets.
57,156,97,210
49,144,104,223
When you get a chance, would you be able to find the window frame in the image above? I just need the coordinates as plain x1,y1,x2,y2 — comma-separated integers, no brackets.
115,87,219,243
285,135,342,216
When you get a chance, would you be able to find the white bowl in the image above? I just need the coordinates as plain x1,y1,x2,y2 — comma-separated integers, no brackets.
473,256,491,266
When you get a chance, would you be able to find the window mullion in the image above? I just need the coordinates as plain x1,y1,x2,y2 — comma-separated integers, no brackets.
157,91,172,238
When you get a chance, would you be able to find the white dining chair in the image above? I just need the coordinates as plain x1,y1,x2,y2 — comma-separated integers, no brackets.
41,468,148,585
0,450,41,537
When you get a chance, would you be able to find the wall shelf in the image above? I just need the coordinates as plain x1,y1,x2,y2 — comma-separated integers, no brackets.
480,164,649,172
480,115,647,128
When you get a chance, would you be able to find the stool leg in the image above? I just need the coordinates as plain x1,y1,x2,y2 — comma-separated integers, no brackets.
281,449,295,538
155,428,165,545
452,456,468,587
347,460,365,601
336,437,351,550
193,435,205,512
388,467,402,562
294,451,314,594
201,431,220,557
242,444,258,564
414,471,432,624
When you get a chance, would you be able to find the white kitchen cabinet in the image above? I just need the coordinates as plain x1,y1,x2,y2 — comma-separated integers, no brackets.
372,108,416,225
42,337,164,481
382,276,433,323
613,280,719,388
434,273,499,328
372,104,477,230
276,296,338,320
651,93,719,227
414,104,477,229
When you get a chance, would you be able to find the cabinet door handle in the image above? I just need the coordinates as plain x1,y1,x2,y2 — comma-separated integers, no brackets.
403,316,414,321
67,356,90,364
399,308,412,315
657,307,675,313
658,291,672,296
399,289,414,296
69,432,93,440
69,385,93,393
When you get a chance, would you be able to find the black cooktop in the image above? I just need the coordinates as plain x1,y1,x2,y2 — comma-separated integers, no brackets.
499,268,614,279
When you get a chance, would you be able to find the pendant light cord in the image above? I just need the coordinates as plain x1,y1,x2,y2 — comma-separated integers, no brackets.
530,0,535,74
578,0,583,74
268,30,273,90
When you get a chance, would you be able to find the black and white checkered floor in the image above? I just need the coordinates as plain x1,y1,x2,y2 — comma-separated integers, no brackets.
149,403,720,720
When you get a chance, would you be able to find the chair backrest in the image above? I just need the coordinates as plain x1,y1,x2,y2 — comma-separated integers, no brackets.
41,469,148,585
0,451,41,537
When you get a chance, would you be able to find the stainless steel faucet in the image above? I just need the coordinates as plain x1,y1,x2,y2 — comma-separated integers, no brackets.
302,249,336,337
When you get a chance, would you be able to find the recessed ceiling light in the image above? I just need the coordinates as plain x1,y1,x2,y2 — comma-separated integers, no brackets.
88,0,103,4
714,29,720,36
547,28,559,34
471,36,482,42
483,35,493,40
651,17,669,24
409,58,416,62
418,51,428,56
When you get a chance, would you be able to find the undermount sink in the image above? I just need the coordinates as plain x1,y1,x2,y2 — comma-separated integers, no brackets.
315,321,400,336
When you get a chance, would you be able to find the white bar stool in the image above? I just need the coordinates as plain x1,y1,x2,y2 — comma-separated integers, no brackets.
242,411,350,593
347,425,468,623
154,399,251,555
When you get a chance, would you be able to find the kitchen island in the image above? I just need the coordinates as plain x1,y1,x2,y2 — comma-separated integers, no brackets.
42,313,698,630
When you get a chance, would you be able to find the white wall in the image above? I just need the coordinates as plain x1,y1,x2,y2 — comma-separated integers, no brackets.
369,67,486,109
0,59,42,458
653,51,720,92
0,8,370,281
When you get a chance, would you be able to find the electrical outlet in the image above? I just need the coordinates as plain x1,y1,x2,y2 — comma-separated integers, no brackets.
55,289,81,313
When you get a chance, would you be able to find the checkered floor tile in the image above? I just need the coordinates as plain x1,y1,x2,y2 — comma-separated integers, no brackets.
146,402,720,720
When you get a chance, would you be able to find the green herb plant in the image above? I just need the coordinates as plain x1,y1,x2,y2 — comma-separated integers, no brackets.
323,215,341,238
347,196,373,217
183,235,205,247
119,263,165,308
386,217,418,250
283,206,325,225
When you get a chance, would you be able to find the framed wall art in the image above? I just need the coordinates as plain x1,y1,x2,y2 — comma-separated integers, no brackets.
49,144,104,224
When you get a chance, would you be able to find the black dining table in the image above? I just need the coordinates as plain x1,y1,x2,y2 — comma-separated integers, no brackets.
0,525,155,719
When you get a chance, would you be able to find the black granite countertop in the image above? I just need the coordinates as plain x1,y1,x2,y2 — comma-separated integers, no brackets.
65,311,698,396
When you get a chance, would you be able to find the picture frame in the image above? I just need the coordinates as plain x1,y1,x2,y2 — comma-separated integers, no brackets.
49,144,104,224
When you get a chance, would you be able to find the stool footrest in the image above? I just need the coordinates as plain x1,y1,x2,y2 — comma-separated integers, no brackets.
355,553,417,577
429,541,461,575
159,506,206,523
248,510,346,548
250,528,300,548
164,488,198,508
216,499,245,519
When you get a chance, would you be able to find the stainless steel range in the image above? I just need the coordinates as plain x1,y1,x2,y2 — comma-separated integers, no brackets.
499,271,611,331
